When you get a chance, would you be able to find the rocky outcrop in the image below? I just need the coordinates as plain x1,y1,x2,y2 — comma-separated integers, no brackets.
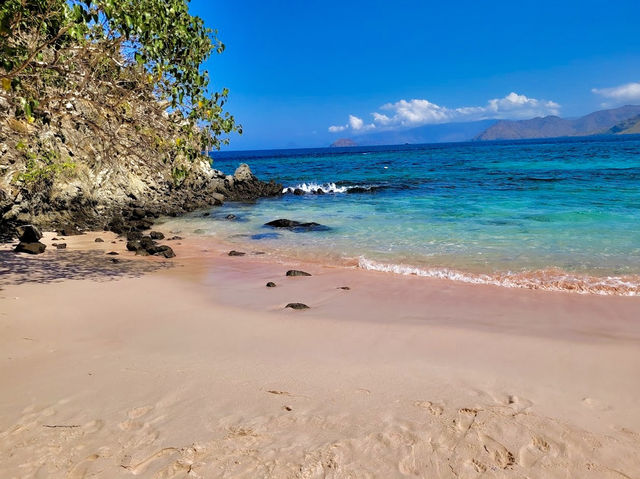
13,224,46,254
265,219,329,232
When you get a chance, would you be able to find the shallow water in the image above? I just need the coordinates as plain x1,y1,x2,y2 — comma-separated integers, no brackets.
160,136,640,294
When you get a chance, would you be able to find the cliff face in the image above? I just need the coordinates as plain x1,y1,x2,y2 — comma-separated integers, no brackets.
0,92,280,240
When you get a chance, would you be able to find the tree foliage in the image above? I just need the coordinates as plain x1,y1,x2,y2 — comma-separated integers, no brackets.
0,0,239,157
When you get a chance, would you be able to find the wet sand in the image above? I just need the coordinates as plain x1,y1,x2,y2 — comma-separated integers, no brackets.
1,231,639,478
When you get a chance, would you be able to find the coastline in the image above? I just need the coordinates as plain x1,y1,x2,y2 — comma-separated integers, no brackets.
1,230,640,477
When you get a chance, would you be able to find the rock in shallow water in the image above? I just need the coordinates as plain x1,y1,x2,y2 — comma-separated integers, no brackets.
286,270,311,277
285,303,310,310
264,219,329,232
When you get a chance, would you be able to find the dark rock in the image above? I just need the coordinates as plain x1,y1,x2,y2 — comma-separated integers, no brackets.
266,282,276,287
167,235,183,241
94,237,104,242
55,243,67,249
225,214,236,220
126,230,143,241
147,245,175,258
139,236,155,250
264,219,329,232
293,188,304,196
202,212,210,217
338,286,351,290
14,242,46,254
126,240,141,251
57,226,82,236
149,231,165,240
106,251,119,255
286,270,312,277
228,250,246,256
315,188,325,195
110,258,120,263
285,303,310,310
135,248,150,256
131,208,146,219
16,225,42,243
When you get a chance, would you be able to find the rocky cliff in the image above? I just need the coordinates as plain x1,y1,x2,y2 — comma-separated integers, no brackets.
0,92,281,241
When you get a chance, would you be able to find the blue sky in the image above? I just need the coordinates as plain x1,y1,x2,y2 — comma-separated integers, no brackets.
190,0,640,150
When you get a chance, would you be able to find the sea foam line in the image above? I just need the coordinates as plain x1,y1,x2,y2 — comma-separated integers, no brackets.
357,257,640,296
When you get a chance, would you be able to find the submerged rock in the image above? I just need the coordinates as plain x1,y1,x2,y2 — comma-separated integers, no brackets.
285,303,310,310
286,270,312,277
264,219,329,232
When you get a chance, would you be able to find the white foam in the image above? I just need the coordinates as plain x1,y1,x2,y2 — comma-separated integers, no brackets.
357,257,640,296
283,182,348,194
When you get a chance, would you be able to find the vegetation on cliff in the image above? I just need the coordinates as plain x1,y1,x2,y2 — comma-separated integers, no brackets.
0,0,278,238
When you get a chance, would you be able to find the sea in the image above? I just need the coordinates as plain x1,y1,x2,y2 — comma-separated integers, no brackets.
159,135,640,295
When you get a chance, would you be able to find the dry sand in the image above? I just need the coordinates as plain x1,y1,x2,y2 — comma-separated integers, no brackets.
1,231,639,478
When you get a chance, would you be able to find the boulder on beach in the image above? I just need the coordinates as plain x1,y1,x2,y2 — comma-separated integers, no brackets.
228,250,246,256
16,225,42,243
286,270,312,277
150,231,165,240
14,241,46,254
266,282,277,287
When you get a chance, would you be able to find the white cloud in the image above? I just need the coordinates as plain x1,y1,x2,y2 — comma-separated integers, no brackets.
328,92,561,134
592,82,640,102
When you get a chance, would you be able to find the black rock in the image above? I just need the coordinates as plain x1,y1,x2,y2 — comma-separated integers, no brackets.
167,235,183,241
293,188,305,196
94,238,104,243
110,258,120,264
149,231,165,240
139,236,155,249
135,248,150,256
225,214,237,220
126,230,143,241
285,303,310,310
286,270,312,277
338,286,351,290
55,243,67,249
315,188,325,195
147,245,175,258
126,240,140,251
16,225,42,243
106,251,119,255
202,212,210,217
57,226,82,236
264,219,329,232
131,208,146,219
266,282,277,287
228,250,246,256
14,242,46,254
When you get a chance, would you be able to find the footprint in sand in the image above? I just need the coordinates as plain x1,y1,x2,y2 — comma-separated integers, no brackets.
119,405,154,431
413,400,444,416
518,435,551,467
454,408,478,433
478,432,515,469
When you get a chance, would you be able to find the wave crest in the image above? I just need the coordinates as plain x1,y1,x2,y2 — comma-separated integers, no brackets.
358,257,640,296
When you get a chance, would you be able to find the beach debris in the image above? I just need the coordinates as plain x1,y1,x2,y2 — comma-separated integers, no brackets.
150,231,165,240
167,236,183,241
283,406,293,411
266,282,277,287
95,237,104,242
285,302,310,310
228,250,246,256
338,286,351,290
267,390,292,396
286,270,312,277
265,218,329,232
14,225,46,254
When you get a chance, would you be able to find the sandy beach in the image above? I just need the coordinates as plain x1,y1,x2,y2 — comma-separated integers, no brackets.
1,231,640,478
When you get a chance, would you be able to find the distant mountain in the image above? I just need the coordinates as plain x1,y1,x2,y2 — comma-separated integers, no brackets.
602,114,640,135
330,138,357,147
475,105,640,141
351,119,497,146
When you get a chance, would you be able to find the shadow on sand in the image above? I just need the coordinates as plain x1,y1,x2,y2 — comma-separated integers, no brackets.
0,249,171,286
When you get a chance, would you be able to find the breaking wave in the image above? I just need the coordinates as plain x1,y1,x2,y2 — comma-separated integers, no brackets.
358,257,640,296
283,182,386,194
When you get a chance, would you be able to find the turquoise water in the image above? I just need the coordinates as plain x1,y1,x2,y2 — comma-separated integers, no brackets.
162,136,640,294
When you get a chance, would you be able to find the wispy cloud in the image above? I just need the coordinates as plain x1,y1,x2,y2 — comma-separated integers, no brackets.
592,82,640,102
328,92,560,134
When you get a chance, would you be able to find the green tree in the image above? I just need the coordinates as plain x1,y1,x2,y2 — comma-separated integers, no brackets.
0,0,238,156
